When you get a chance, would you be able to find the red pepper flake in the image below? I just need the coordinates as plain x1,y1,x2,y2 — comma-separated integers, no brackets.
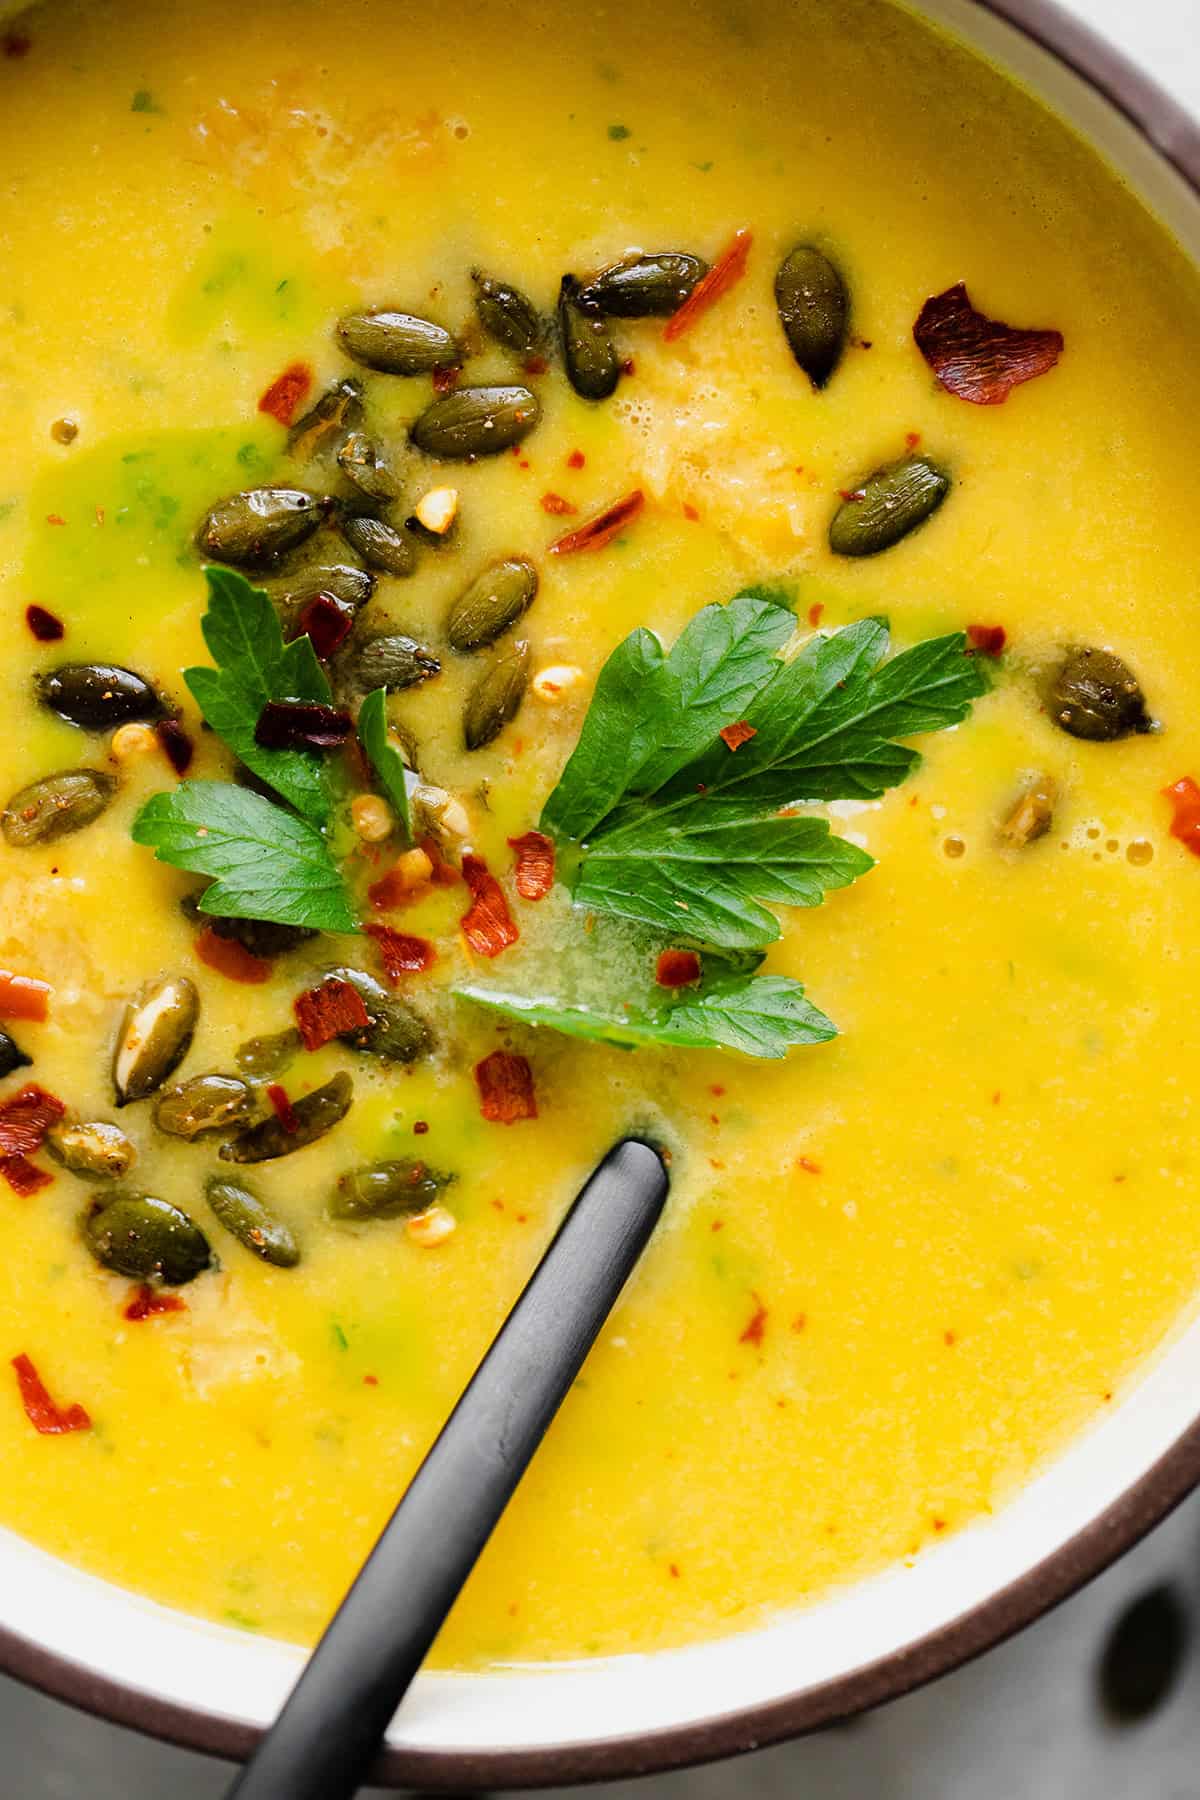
295,592,355,660
124,1285,186,1322
194,927,273,985
11,1354,90,1435
966,623,1007,657
432,363,461,395
0,1084,65,1157
668,1562,681,1579
739,1294,768,1347
905,430,922,451
566,450,586,470
523,354,549,376
255,699,352,752
549,489,644,556
620,356,636,377
413,1119,429,1136
807,602,825,629
507,830,555,901
366,867,415,911
718,720,757,752
155,717,194,774
540,492,577,516
25,604,64,642
422,834,461,887
1,1156,52,1196
474,1050,537,1124
364,923,437,983
266,1084,300,1134
461,854,519,957
797,1156,822,1175
258,361,313,427
0,971,51,1022
1164,776,1200,856
363,1373,379,1386
682,503,700,522
914,283,1063,405
2,31,31,56
45,514,65,527
294,977,371,1051
663,228,753,342
656,948,701,989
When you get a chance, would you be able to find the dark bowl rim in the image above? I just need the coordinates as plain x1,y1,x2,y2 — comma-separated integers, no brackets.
3,0,1200,1786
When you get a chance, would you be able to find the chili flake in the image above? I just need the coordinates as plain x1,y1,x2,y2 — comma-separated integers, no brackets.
718,720,757,752
0,1084,65,1156
0,971,51,1021
11,1354,90,1435
1,1155,52,1196
124,1285,186,1322
266,1084,300,1134
508,831,555,901
474,1050,537,1124
258,361,313,427
914,283,1063,405
25,604,64,642
364,923,437,982
461,854,519,957
155,717,194,774
656,948,702,988
194,927,273,985
1164,776,1200,856
294,978,371,1052
549,489,644,556
663,228,753,341
540,492,577,516
966,623,1006,657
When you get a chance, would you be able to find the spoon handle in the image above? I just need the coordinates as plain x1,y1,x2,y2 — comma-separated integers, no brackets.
227,1136,669,1800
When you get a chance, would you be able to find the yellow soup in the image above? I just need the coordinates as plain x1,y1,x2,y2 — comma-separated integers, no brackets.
0,0,1198,1669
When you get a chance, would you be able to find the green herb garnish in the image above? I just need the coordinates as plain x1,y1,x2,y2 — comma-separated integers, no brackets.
185,567,333,825
458,971,834,1059
132,781,357,933
356,687,412,844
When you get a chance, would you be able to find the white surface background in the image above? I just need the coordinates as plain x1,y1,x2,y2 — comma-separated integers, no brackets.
4,0,1200,1795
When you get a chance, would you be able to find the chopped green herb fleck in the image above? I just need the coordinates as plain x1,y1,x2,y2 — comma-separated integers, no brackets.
607,123,631,141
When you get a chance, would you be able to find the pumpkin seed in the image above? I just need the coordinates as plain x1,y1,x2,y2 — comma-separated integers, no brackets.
337,310,461,376
198,488,328,569
1048,647,1153,742
83,1193,212,1285
287,377,364,462
464,640,530,750
828,456,950,557
2,768,116,847
410,385,541,459
154,1074,259,1140
337,431,402,504
327,966,432,1064
206,1177,300,1268
112,975,199,1107
774,244,849,389
219,1071,353,1163
471,269,543,355
338,511,418,578
46,1118,136,1181
271,563,376,614
329,1157,452,1221
235,1028,303,1078
0,1029,31,1079
180,893,317,958
447,557,538,652
580,251,707,317
335,633,440,697
36,664,159,731
559,277,619,401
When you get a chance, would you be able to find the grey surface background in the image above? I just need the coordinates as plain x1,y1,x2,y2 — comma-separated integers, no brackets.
5,0,1200,1794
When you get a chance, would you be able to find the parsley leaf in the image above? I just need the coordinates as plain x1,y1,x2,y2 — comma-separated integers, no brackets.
540,600,987,949
356,688,412,844
132,781,358,933
457,971,834,1059
185,567,334,826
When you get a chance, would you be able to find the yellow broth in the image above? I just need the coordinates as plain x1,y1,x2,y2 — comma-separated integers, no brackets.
0,0,1198,1666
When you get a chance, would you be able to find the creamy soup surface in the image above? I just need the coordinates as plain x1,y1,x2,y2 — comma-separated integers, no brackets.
0,0,1198,1668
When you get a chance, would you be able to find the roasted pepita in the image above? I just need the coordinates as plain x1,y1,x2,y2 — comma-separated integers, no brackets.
235,1028,303,1078
828,456,950,557
410,384,541,459
336,431,402,503
112,975,199,1107
559,276,619,401
338,511,418,577
0,1029,31,1079
206,1176,300,1267
287,376,364,462
337,310,460,376
328,966,432,1063
198,487,328,569
37,664,160,731
271,563,376,614
1048,647,1153,741
471,269,543,355
464,639,531,750
219,1071,353,1163
47,1118,136,1180
83,1193,212,1285
154,1074,259,1140
2,768,116,847
580,252,706,317
446,556,538,652
774,244,849,389
335,632,440,697
329,1157,452,1221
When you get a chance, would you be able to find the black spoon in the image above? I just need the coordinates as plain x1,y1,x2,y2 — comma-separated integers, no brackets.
226,1135,669,1800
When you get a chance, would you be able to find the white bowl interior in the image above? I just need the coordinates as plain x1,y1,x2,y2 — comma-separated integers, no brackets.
3,0,1200,1774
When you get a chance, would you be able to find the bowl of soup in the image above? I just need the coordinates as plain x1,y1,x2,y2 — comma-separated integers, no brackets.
0,0,1198,1782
